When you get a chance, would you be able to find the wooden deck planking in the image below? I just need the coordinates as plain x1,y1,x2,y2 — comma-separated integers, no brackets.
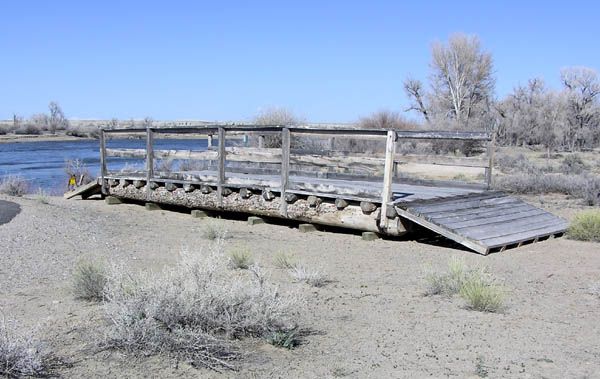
397,191,568,254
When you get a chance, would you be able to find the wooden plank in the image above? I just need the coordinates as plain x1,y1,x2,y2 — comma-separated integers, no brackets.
430,203,533,222
217,127,226,206
280,128,290,216
99,130,107,195
64,180,101,199
145,128,154,199
380,130,396,228
410,195,516,214
482,224,568,248
396,130,491,141
485,133,495,188
395,207,489,254
446,208,547,230
459,214,565,240
394,154,489,168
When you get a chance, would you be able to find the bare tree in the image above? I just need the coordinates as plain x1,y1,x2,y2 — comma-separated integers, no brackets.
142,117,154,129
560,67,600,151
403,78,430,123
429,34,495,128
403,34,496,130
48,101,69,134
107,118,119,129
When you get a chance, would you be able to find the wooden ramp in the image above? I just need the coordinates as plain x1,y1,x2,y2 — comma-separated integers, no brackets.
63,180,102,200
395,192,569,255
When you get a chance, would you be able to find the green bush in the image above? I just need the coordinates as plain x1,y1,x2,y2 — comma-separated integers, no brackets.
568,211,600,242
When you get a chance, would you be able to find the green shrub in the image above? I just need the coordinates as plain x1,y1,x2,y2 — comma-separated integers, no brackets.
267,329,299,349
72,258,108,301
568,211,600,242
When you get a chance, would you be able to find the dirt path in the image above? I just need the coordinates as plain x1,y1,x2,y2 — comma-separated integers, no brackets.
0,194,599,378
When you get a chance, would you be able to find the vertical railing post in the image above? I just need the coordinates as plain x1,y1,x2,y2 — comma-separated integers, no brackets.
485,133,496,189
207,133,213,149
280,127,291,217
380,130,397,229
217,127,226,207
145,127,154,200
99,129,107,195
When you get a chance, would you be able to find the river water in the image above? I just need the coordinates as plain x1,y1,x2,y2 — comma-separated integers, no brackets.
0,139,208,193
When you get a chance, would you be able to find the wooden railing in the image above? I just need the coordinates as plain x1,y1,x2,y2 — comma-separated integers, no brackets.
100,125,494,226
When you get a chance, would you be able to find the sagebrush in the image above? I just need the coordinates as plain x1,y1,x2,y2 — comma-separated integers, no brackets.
289,265,328,287
102,239,300,370
0,320,50,377
72,258,108,301
228,248,253,269
0,175,29,196
568,211,600,242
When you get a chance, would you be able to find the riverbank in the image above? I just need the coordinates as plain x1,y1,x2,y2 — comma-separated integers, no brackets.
0,134,94,144
0,193,599,377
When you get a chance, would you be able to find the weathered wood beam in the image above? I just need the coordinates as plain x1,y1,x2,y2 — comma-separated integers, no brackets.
99,130,107,195
380,130,397,229
145,128,154,200
280,128,291,217
217,127,226,207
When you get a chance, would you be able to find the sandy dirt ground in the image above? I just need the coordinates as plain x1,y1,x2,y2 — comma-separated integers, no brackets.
0,193,599,378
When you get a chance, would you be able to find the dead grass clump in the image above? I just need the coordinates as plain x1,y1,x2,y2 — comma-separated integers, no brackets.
72,258,108,302
35,188,50,204
273,251,297,269
102,240,299,370
228,248,253,269
0,175,29,197
568,211,600,242
425,257,468,296
0,320,50,377
289,265,328,287
202,224,227,240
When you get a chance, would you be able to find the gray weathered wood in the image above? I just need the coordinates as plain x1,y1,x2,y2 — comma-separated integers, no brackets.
99,130,107,194
145,128,154,199
217,127,226,206
485,133,495,188
280,128,291,216
380,130,397,228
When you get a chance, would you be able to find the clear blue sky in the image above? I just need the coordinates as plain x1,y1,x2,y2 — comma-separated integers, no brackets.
1,0,599,122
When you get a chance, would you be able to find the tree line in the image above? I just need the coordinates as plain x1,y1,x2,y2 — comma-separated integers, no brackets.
402,33,600,154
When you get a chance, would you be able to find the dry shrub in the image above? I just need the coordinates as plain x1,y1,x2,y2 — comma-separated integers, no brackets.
0,320,50,377
0,175,29,196
202,223,227,240
228,248,253,269
560,154,588,174
72,258,108,302
273,252,297,269
494,173,600,205
289,265,327,287
102,240,300,370
35,188,50,204
425,257,469,296
253,107,303,148
568,211,600,242
64,159,92,186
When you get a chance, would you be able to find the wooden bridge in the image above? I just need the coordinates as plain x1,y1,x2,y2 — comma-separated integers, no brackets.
84,124,567,255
